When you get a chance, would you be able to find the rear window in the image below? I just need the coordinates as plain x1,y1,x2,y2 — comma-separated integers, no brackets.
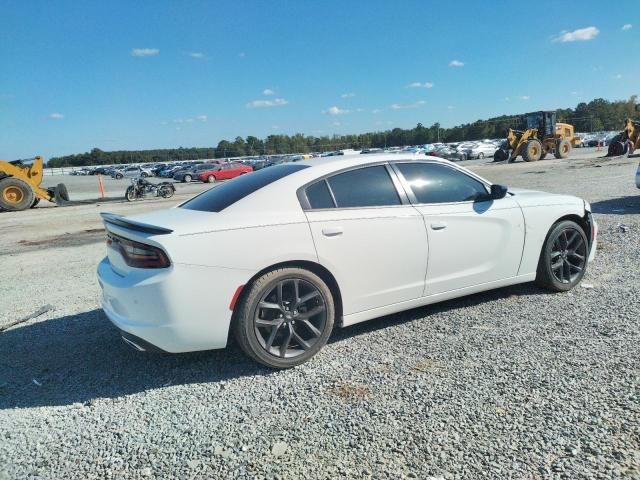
181,163,309,212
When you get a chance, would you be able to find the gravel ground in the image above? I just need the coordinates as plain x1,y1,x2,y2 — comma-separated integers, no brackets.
1,152,639,479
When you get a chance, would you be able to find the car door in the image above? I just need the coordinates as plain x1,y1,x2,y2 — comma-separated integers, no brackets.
393,161,525,296
302,164,428,316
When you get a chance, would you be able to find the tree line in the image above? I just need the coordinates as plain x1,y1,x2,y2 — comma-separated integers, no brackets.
47,96,638,167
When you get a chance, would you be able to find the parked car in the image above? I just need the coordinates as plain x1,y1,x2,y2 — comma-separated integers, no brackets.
198,161,253,183
112,166,153,179
636,161,640,189
463,143,499,159
98,153,597,368
174,162,222,182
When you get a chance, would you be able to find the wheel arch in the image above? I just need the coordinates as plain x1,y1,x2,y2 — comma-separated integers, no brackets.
230,259,344,328
551,213,590,247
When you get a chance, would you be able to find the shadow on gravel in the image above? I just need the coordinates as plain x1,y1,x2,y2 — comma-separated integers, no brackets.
0,283,550,409
591,195,640,215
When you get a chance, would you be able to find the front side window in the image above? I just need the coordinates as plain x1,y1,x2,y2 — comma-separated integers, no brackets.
327,165,400,208
396,162,488,204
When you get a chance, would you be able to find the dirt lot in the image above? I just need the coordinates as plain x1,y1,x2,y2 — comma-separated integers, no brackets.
1,151,639,479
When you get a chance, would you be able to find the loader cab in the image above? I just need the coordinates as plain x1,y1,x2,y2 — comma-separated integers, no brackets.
525,111,556,137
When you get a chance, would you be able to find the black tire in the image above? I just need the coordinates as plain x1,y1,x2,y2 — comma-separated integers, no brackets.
522,139,543,162
183,174,192,183
607,140,625,157
233,267,335,369
56,183,69,202
207,175,216,183
159,186,174,198
535,220,589,292
125,186,136,202
554,139,571,159
493,149,508,162
478,152,484,159
116,173,123,179
30,198,40,208
0,177,35,211
141,172,148,178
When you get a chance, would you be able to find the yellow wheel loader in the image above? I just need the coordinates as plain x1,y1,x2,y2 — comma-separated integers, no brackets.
493,111,580,163
607,119,640,157
0,156,69,211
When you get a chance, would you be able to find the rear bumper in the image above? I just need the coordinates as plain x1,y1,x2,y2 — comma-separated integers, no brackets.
97,257,249,353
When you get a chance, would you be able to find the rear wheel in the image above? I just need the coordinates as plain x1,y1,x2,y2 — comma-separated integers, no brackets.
234,268,335,368
115,173,123,179
207,175,216,183
535,220,588,292
522,139,543,162
0,177,35,211
159,186,174,198
183,174,192,183
554,139,571,159
478,152,485,159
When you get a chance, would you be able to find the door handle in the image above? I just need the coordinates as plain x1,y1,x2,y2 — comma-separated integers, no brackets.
430,222,447,230
321,227,344,237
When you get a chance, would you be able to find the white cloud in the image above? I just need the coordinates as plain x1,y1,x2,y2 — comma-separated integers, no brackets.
519,95,530,100
554,26,599,42
189,52,205,58
195,115,208,122
447,105,456,110
130,48,159,57
263,89,275,96
340,92,356,98
613,74,622,80
371,108,382,114
449,60,464,67
49,113,64,120
390,100,425,110
407,82,434,88
332,121,341,126
246,98,288,109
622,24,632,31
324,106,352,115
570,91,580,96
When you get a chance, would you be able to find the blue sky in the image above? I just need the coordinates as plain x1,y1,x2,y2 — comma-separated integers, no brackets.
1,0,637,159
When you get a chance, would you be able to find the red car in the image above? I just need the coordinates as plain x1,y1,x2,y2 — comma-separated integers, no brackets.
198,162,253,183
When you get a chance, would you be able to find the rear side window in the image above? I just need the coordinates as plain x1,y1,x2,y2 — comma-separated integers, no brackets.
327,165,400,208
396,162,488,204
306,180,335,209
181,164,308,212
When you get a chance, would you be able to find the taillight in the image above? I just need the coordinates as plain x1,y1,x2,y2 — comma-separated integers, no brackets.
107,232,170,268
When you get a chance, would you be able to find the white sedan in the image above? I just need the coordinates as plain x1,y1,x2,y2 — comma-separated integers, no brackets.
97,154,597,368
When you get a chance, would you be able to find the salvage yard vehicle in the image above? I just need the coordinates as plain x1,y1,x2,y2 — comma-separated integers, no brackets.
0,156,69,211
494,111,581,162
174,162,222,182
198,161,252,183
124,176,175,202
98,153,597,368
112,165,153,179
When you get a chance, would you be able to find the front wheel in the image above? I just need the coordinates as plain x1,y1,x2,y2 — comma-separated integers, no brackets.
233,268,335,368
535,220,588,292
183,174,192,183
125,186,136,202
477,152,484,159
207,175,216,183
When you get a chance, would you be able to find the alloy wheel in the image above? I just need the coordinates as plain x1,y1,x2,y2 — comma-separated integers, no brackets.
253,278,327,358
549,227,587,284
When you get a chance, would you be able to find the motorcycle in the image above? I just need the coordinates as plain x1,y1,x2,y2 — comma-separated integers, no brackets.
125,177,175,202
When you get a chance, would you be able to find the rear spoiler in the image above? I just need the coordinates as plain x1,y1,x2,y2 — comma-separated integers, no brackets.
100,212,173,235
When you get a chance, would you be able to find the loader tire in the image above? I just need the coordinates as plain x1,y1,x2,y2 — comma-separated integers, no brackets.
522,140,543,162
554,139,571,159
607,140,625,157
493,149,508,162
56,183,70,202
0,177,35,211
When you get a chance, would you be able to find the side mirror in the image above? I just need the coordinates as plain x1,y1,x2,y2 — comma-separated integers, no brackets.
490,184,508,200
